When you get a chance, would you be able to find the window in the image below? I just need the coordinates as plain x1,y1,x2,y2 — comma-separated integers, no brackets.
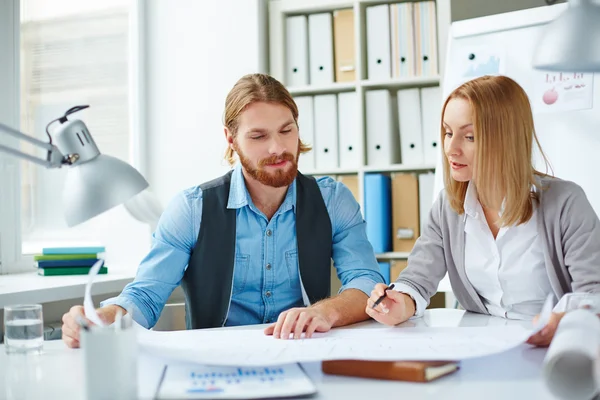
0,0,149,274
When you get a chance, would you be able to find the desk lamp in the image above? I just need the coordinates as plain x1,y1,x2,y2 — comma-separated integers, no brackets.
0,105,149,226
533,0,600,71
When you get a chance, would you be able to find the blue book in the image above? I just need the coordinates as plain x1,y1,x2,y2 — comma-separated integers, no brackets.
364,174,392,253
42,246,105,255
37,258,101,268
378,262,391,284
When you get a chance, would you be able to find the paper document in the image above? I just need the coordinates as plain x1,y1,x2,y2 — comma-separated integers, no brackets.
157,362,316,399
83,259,106,326
139,325,532,367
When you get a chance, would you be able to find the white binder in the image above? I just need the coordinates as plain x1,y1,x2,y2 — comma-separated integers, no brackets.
366,90,398,166
314,94,339,169
295,96,316,171
418,172,435,233
390,2,416,78
420,86,443,165
397,88,424,165
366,5,392,80
285,16,309,87
414,1,438,77
308,13,335,85
337,92,360,168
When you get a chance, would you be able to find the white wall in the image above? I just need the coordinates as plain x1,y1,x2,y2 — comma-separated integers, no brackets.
144,0,268,206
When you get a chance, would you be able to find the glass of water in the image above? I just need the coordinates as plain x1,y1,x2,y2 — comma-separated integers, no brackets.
3,304,44,354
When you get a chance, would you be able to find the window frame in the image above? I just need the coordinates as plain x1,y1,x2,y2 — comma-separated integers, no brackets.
0,0,147,275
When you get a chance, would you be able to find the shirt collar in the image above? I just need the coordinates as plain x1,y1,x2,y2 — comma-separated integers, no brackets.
463,181,537,219
464,181,479,219
226,163,297,214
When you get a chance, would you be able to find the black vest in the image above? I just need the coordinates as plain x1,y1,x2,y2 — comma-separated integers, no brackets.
180,170,332,329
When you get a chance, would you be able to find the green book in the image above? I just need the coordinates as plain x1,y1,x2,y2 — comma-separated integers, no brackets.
37,266,108,276
34,253,98,261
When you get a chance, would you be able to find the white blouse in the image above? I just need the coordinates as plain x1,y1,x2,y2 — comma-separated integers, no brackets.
395,182,556,319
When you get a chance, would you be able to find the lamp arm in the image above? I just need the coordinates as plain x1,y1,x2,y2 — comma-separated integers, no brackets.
0,122,69,168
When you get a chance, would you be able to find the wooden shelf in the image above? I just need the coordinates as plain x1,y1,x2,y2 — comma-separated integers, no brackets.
360,76,440,91
288,82,356,96
302,167,359,176
363,163,436,173
375,252,410,260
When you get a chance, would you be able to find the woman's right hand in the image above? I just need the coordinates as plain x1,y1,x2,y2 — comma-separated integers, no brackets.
365,283,416,326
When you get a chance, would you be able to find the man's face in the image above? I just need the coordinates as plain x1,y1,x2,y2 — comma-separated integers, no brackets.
230,101,299,188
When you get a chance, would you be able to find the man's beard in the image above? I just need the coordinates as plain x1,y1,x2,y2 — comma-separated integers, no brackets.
236,145,299,188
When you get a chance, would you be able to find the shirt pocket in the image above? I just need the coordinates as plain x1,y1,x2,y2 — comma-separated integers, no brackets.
232,254,250,295
285,250,300,289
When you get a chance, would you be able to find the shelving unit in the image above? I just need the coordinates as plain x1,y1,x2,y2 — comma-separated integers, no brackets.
269,0,450,267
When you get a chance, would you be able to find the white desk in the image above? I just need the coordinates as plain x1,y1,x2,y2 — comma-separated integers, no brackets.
0,309,556,400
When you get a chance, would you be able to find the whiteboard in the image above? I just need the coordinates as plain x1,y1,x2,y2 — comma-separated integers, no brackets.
433,3,600,215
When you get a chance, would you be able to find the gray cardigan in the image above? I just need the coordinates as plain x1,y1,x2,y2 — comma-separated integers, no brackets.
397,176,600,314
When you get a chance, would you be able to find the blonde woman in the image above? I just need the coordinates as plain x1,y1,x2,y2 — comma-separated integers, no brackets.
366,75,600,346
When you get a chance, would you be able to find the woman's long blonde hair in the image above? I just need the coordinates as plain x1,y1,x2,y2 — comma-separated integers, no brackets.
223,73,311,166
442,75,551,227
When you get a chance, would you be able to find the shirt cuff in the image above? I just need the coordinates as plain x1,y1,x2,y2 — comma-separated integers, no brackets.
392,283,427,318
339,277,380,298
101,296,150,329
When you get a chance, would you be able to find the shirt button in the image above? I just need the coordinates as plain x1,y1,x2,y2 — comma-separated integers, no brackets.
266,291,272,297
266,229,272,237
266,263,272,270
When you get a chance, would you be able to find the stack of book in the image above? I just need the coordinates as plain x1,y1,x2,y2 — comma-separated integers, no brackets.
35,246,108,276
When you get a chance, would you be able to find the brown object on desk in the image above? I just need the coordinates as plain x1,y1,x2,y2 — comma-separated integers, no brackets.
322,360,459,382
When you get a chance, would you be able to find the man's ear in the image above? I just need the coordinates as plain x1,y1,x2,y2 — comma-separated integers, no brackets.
224,127,234,149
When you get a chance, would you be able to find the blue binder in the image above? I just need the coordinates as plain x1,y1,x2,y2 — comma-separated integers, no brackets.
378,262,391,284
364,174,392,253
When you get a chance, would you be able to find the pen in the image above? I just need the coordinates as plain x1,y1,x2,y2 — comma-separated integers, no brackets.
76,315,91,332
372,283,395,309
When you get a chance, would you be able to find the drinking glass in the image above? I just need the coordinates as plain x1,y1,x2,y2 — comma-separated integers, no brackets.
3,304,44,354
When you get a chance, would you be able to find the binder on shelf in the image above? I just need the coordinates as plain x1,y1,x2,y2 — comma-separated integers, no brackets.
337,175,359,202
391,173,420,253
391,2,416,78
397,88,424,165
333,8,356,82
314,94,339,170
391,260,408,282
295,96,316,171
308,13,335,85
364,174,392,254
379,262,391,284
366,4,392,80
337,92,360,168
366,90,399,166
414,1,438,77
331,263,342,295
420,86,443,165
285,16,310,87
418,172,436,234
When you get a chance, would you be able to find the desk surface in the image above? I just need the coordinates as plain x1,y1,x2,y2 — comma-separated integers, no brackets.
0,309,556,400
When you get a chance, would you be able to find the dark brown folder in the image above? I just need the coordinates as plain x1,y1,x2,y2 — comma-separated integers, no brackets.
322,360,459,382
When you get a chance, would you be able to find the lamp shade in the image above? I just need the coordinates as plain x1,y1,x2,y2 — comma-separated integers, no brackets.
533,0,600,72
62,154,149,227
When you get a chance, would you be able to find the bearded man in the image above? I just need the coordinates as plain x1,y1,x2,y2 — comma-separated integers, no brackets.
61,73,385,348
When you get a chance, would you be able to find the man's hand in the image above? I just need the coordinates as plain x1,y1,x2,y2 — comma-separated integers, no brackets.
264,307,334,339
365,283,416,326
526,312,565,347
61,305,127,348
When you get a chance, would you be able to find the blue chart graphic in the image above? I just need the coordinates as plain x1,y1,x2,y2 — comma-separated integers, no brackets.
187,367,286,393
463,56,501,77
